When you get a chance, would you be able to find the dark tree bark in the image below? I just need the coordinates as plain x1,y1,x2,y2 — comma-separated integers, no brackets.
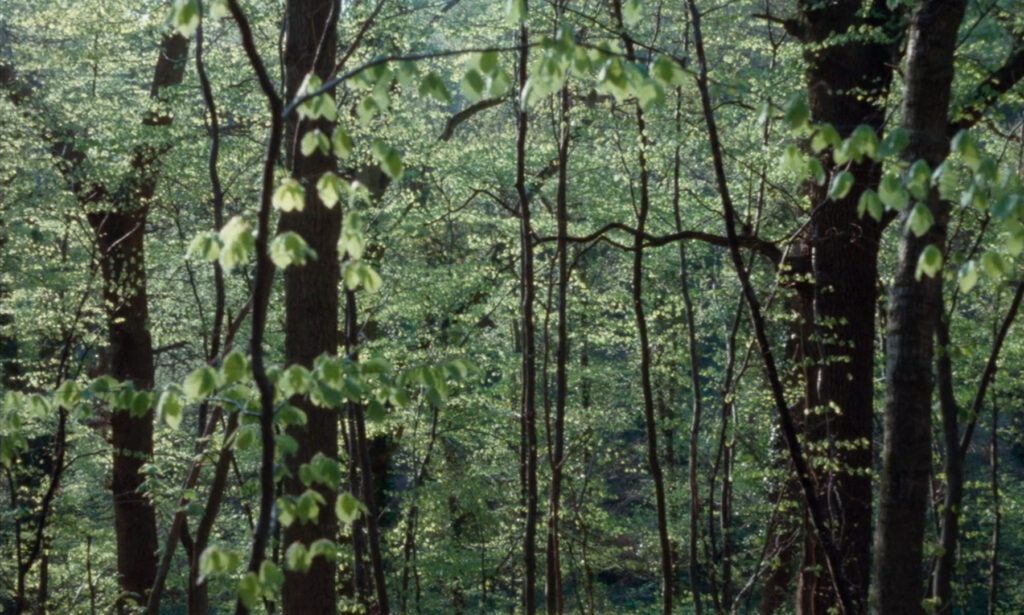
514,9,539,613
872,2,966,613
687,1,857,610
545,54,570,615
279,1,343,612
223,2,285,613
85,32,189,611
794,2,903,610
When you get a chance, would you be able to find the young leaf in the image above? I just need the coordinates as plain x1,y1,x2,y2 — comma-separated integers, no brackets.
981,252,1007,279
221,351,249,384
879,173,908,211
418,73,451,104
906,159,932,200
316,172,345,208
958,260,979,293
829,170,855,200
331,127,353,159
622,0,643,26
270,232,316,269
172,0,200,37
273,179,306,212
783,95,810,133
300,129,330,157
915,244,943,280
218,216,255,271
461,69,486,102
184,366,218,400
189,232,222,262
907,202,935,237
811,124,841,153
878,127,909,158
371,140,403,180
156,390,183,430
336,491,363,524
857,189,884,221
506,0,526,23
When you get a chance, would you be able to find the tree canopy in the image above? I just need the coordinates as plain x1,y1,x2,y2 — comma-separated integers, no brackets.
1,0,1024,613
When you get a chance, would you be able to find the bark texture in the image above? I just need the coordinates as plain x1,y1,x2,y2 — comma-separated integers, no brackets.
872,2,966,612
279,1,342,612
795,2,902,609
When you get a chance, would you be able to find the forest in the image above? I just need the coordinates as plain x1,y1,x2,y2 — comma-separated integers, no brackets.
1,0,1023,613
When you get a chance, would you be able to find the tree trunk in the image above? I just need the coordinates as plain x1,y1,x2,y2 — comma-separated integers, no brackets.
279,1,342,612
514,10,539,611
545,68,570,615
872,2,966,612
795,2,902,609
88,34,189,610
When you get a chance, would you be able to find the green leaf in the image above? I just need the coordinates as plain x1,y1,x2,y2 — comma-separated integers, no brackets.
259,561,284,595
221,351,248,384
811,124,841,153
857,189,884,221
506,0,526,23
278,365,314,398
218,216,255,271
273,179,306,213
622,0,643,26
958,260,979,293
807,158,826,186
331,127,353,159
156,390,183,430
461,69,486,102
172,0,200,37
234,425,257,450
184,366,218,400
55,381,81,410
906,160,932,200
475,51,499,75
418,73,451,104
992,193,1021,221
878,127,909,158
781,144,804,175
915,244,943,280
952,130,980,171
336,491,364,524
209,0,231,19
849,125,879,160
270,232,316,269
285,542,310,572
371,140,403,180
879,173,908,211
238,573,260,610
300,129,330,157
828,170,855,200
316,172,345,209
783,95,810,133
189,232,222,262
652,55,685,87
981,252,1007,279
339,212,367,260
1005,230,1024,257
907,203,935,237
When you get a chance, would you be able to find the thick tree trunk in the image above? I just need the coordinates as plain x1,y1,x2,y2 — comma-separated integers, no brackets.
795,2,901,609
87,33,189,610
872,2,966,612
279,1,342,613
